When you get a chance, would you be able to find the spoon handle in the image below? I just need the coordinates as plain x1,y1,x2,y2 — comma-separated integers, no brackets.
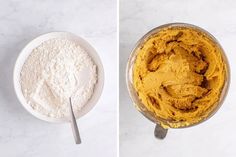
154,123,168,139
69,98,81,144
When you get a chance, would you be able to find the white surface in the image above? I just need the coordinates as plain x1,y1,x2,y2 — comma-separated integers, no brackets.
120,0,235,157
14,32,104,122
0,0,116,156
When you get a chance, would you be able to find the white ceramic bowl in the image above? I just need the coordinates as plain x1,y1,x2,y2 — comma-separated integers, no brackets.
13,32,104,123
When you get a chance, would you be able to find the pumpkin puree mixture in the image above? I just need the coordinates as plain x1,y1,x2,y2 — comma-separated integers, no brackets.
133,26,226,128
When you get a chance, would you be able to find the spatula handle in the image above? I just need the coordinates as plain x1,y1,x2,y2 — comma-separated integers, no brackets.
154,123,168,139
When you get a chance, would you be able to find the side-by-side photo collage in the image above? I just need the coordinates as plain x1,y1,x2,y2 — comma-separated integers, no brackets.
0,0,235,157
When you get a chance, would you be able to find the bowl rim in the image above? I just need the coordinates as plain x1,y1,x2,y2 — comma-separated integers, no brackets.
126,22,231,128
13,31,104,123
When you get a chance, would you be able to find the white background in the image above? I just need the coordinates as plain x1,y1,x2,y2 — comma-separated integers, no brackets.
0,0,117,156
120,0,235,156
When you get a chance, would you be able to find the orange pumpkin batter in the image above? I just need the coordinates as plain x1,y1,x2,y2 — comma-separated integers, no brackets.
133,26,227,128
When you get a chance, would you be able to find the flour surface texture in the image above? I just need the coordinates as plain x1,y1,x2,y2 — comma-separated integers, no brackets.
20,38,97,118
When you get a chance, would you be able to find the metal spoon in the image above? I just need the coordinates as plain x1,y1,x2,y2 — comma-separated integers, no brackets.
69,97,81,144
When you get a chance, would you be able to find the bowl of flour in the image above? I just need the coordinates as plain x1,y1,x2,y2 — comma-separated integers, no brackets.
14,32,104,122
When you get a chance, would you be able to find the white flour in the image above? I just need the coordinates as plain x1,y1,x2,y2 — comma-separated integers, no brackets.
20,38,97,118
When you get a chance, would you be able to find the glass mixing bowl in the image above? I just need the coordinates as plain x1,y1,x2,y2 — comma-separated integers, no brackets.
126,23,230,139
